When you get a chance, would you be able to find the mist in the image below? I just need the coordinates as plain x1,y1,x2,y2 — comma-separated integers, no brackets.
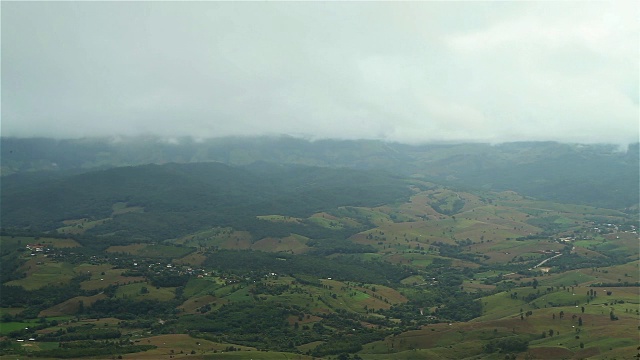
2,1,638,145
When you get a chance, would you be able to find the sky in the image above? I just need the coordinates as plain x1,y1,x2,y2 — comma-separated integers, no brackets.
2,1,639,145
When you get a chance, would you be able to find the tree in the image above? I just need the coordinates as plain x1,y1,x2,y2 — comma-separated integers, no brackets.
532,278,538,289
578,317,583,326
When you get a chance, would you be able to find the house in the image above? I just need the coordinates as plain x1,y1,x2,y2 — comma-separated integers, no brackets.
26,244,45,252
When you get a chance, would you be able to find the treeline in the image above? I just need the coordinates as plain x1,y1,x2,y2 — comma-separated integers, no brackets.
2,162,410,242
184,303,306,351
430,198,465,215
32,342,155,359
86,298,180,320
311,331,387,357
435,242,483,263
383,262,482,323
0,274,91,318
483,335,531,353
589,282,640,287
203,250,414,284
307,238,376,256
546,253,619,270
3,137,637,210
182,302,390,355
37,327,121,342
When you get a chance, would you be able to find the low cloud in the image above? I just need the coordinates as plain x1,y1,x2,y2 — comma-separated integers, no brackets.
2,1,638,145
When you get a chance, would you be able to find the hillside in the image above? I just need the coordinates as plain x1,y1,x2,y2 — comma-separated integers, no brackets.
1,162,411,244
2,137,638,210
1,159,638,359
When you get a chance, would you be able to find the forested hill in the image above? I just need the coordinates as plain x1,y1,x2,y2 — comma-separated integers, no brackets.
0,162,411,242
1,137,638,210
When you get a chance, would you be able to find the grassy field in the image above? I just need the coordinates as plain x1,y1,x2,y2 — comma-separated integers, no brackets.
251,235,310,254
5,258,76,290
175,228,254,250
39,294,108,317
0,319,42,335
0,236,81,250
119,334,260,359
1,183,638,360
183,277,223,298
57,218,111,235
79,264,145,291
115,282,176,301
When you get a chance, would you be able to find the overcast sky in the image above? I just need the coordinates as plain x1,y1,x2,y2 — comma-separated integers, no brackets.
2,1,638,145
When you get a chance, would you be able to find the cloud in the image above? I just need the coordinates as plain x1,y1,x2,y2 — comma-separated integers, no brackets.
2,1,638,145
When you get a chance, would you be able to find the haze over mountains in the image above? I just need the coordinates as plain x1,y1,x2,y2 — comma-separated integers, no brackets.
2,1,639,358
4,2,638,144
1,135,638,359
2,137,638,212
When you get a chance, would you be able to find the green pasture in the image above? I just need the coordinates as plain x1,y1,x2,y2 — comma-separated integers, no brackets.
531,290,588,308
539,271,596,287
579,260,640,285
0,236,80,251
222,285,253,302
251,235,310,254
352,253,383,261
587,287,640,305
475,292,526,321
473,269,512,279
306,215,345,229
0,236,26,252
0,307,25,316
115,282,176,301
79,265,139,291
256,214,301,223
183,278,222,298
344,207,393,225
111,201,144,215
176,227,253,249
137,244,194,258
573,239,603,250
519,251,549,260
400,275,424,285
0,316,71,335
5,261,76,290
571,335,637,353
503,200,625,217
201,351,315,359
268,290,331,312
57,218,110,235
0,320,40,335
462,280,496,293
360,347,443,359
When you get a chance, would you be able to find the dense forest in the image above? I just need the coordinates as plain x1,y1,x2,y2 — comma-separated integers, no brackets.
2,137,638,210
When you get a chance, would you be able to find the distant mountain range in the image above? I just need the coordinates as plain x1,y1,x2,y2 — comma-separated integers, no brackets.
1,137,638,210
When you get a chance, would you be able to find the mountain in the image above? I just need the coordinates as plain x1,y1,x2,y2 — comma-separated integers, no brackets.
2,136,638,210
1,142,638,359
1,162,411,243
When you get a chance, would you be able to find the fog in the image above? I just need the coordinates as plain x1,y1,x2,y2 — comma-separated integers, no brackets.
2,1,638,145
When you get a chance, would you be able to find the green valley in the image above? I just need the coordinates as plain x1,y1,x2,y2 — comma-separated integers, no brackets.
1,141,638,360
